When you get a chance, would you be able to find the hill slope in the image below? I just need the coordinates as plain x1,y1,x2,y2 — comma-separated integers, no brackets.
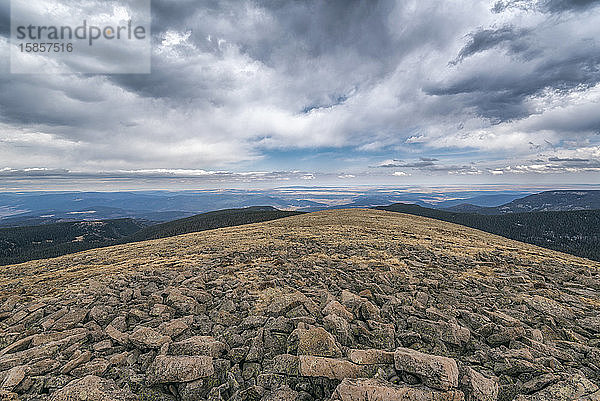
122,206,303,242
0,218,149,266
375,203,600,261
0,207,303,266
0,210,599,401
444,190,600,214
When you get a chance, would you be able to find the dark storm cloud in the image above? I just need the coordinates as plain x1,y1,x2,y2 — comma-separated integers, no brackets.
492,0,600,13
549,157,589,162
547,157,600,168
109,0,399,101
452,25,533,64
429,49,600,121
543,0,600,11
0,1,9,37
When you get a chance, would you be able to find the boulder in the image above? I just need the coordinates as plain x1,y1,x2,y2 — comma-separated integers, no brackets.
51,309,89,331
513,374,600,401
263,385,299,401
299,355,363,380
395,347,459,391
130,326,171,349
459,365,498,401
324,313,354,346
348,349,395,365
105,324,129,345
168,336,226,358
49,375,137,401
146,355,214,384
297,327,342,357
578,316,600,333
1,365,26,391
332,378,465,401
323,301,355,321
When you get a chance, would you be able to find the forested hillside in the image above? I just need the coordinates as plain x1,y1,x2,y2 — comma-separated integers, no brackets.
0,219,148,265
0,207,303,266
375,203,600,261
121,206,303,242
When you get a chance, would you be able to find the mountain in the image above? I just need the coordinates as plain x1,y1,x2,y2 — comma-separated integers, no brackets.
431,193,530,209
443,190,600,215
0,207,195,228
493,190,600,213
0,209,598,401
0,207,302,266
374,203,600,261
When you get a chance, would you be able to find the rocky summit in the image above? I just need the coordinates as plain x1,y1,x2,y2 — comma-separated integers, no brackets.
0,209,599,401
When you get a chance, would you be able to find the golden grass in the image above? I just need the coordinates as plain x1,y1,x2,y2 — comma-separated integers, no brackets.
1,209,597,300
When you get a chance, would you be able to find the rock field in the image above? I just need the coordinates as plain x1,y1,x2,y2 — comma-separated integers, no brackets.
0,209,599,400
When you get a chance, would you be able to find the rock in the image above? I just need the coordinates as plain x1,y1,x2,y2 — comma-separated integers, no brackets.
267,291,315,317
0,390,19,400
323,301,354,321
341,290,364,311
579,316,600,333
88,305,113,326
459,365,498,401
241,315,268,329
296,327,342,357
348,349,395,365
159,317,191,338
394,347,459,391
1,366,26,391
299,355,363,380
263,385,299,401
169,336,226,358
49,375,137,401
413,319,471,347
60,350,92,374
487,326,525,346
146,355,214,384
166,289,203,315
105,324,129,345
130,326,171,349
52,309,89,331
513,374,600,401
332,378,465,401
521,373,559,395
267,354,300,376
70,358,110,378
246,328,265,362
526,295,575,321
324,313,354,346
360,301,382,322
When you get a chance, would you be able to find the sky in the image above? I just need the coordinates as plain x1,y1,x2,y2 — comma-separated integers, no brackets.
0,0,599,190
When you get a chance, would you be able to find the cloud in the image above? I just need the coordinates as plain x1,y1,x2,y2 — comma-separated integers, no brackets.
376,159,437,168
1,0,600,186
451,25,533,64
492,0,600,13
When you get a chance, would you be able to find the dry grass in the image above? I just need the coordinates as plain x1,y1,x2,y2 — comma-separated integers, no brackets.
1,209,597,301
